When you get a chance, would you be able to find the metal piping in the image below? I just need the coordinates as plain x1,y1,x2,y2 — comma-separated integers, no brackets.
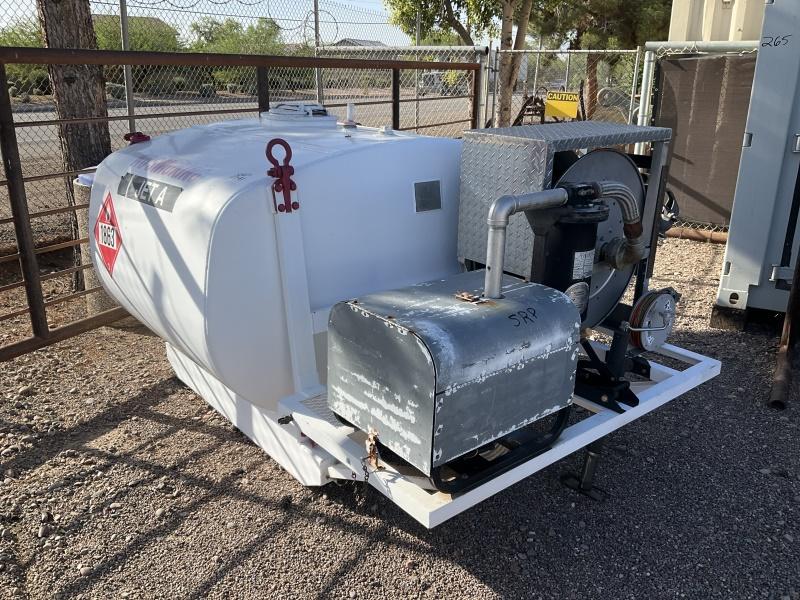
324,45,489,55
634,50,656,155
483,188,569,299
599,181,640,226
500,49,639,55
483,181,644,299
598,181,645,269
0,46,479,72
768,248,799,410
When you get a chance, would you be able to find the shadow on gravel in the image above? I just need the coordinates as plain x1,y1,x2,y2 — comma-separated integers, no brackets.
2,377,186,476
307,326,799,598
15,324,797,599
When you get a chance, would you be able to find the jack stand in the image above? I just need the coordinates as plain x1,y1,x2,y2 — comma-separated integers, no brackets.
561,438,607,501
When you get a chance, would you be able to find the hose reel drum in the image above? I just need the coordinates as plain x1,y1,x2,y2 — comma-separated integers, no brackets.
553,149,647,327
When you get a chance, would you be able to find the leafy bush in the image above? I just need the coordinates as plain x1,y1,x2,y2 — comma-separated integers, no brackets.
172,76,186,91
106,83,127,100
0,20,46,89
26,69,51,95
442,70,466,96
199,83,216,98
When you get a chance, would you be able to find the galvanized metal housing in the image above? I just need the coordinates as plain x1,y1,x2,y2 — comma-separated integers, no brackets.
327,270,581,476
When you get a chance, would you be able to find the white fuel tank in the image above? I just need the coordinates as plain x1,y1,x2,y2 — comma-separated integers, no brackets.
89,104,463,412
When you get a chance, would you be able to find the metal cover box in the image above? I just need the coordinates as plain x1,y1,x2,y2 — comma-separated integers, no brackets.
327,270,581,476
458,122,671,277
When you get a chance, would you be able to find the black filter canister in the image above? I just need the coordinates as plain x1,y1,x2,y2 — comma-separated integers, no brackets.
528,201,609,320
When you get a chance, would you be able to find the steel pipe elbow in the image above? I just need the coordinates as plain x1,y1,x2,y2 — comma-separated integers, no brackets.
599,181,641,226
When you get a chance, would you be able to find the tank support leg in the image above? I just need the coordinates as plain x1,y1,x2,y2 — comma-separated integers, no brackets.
561,438,607,501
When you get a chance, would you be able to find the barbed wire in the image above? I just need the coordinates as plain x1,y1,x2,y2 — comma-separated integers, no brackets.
655,44,758,58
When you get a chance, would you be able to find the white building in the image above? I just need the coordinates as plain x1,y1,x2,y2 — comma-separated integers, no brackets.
669,0,764,41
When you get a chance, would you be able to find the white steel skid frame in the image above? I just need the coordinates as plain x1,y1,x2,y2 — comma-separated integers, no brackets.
167,336,719,529
280,341,720,528
164,183,721,529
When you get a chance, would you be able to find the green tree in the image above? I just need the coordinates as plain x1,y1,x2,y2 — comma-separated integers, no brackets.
386,0,671,126
0,19,46,92
529,0,671,117
189,17,282,54
385,0,496,47
189,17,284,89
530,0,671,49
385,0,535,127
93,15,181,52
418,28,464,46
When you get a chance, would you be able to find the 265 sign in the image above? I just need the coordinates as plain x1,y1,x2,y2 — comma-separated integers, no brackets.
762,34,791,47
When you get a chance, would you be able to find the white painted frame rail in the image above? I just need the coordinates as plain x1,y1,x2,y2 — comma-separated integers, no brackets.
281,342,721,529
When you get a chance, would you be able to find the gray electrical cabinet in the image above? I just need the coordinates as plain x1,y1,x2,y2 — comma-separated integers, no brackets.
716,0,800,316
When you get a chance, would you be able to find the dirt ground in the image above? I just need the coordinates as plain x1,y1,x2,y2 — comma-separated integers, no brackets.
0,238,798,599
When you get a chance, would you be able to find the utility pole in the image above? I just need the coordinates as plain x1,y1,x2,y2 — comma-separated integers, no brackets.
313,0,324,104
415,10,420,132
119,0,136,133
531,35,542,94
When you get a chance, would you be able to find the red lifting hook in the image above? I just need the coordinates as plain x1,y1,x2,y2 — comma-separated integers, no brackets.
123,131,151,144
266,138,298,213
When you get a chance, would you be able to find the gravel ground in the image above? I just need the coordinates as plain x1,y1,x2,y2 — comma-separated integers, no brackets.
0,238,798,600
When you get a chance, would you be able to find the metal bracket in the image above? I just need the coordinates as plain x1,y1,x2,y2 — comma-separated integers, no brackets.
770,265,795,284
560,439,607,501
574,340,640,414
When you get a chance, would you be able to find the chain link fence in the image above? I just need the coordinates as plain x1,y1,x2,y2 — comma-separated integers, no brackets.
0,0,485,350
0,0,418,251
646,42,758,233
491,49,640,127
319,45,485,137
0,47,480,356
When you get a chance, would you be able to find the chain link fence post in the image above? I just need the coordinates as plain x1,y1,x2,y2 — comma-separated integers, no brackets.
628,47,642,126
119,0,136,134
313,0,324,105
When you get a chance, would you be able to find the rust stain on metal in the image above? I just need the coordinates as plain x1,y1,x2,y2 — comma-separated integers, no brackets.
365,429,381,469
454,291,492,305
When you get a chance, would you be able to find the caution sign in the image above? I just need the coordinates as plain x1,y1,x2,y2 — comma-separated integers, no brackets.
545,91,580,119
94,192,123,276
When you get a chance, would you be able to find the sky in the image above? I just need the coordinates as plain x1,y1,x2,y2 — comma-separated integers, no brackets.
0,0,414,47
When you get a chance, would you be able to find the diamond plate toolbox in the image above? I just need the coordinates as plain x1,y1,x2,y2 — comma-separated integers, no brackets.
457,122,672,278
